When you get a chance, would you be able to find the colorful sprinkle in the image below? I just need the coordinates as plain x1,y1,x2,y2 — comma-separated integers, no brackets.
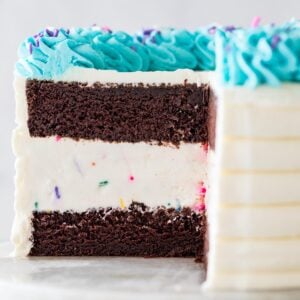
197,181,207,196
28,43,33,54
119,197,126,209
193,202,206,212
271,35,281,49
73,159,83,176
251,16,261,28
129,175,135,181
55,135,62,142
224,25,236,32
208,26,217,35
175,199,181,211
34,201,39,210
54,186,61,199
98,180,109,187
101,26,112,33
91,162,96,166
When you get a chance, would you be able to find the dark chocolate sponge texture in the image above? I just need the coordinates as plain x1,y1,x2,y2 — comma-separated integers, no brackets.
30,202,206,259
26,80,210,145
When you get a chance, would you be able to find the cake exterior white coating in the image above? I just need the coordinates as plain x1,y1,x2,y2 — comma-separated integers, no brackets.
12,69,210,257
204,83,300,290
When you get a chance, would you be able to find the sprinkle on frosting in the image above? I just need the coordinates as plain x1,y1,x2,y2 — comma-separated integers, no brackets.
251,16,261,28
129,175,135,181
54,186,61,199
73,159,83,176
34,201,39,210
98,180,109,187
55,135,62,142
175,199,181,211
119,197,126,209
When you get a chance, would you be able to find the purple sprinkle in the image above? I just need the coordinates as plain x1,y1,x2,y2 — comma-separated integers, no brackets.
46,28,54,37
225,25,236,32
28,43,33,54
208,26,217,35
143,29,154,36
53,29,59,37
54,186,61,199
73,159,83,176
271,35,281,49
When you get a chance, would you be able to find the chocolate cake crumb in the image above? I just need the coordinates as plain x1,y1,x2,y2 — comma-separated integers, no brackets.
26,80,210,145
30,202,206,260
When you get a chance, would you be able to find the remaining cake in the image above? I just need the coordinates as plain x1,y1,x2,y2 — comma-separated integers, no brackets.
204,21,300,290
12,21,300,291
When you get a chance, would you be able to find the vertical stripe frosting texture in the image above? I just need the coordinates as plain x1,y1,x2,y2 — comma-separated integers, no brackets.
16,27,216,79
216,20,300,87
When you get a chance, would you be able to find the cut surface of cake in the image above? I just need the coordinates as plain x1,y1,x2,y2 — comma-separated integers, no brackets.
12,27,215,258
12,22,300,291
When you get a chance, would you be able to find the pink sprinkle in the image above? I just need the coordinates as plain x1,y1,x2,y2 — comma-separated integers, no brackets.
55,135,62,142
251,16,261,28
201,187,207,194
193,202,206,212
129,175,134,181
101,26,112,33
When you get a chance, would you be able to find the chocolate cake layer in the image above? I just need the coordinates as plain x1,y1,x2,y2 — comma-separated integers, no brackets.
30,202,206,259
26,80,210,145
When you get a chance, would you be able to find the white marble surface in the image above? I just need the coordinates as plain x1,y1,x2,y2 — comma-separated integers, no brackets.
1,242,300,300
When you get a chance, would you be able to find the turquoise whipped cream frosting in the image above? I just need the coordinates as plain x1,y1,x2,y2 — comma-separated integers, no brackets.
216,20,300,87
16,27,216,79
16,21,300,86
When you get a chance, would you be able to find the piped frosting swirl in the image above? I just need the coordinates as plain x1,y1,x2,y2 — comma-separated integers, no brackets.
216,20,300,87
16,27,216,79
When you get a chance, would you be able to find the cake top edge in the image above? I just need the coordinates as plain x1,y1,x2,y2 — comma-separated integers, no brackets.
15,21,300,87
15,26,216,79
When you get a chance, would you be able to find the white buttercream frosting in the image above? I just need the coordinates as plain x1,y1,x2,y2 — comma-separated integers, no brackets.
205,83,300,291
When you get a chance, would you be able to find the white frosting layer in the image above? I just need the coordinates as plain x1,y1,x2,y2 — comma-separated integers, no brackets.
212,239,300,271
205,84,300,291
215,206,300,238
13,130,207,212
219,173,300,205
221,139,300,171
58,67,212,85
222,84,300,138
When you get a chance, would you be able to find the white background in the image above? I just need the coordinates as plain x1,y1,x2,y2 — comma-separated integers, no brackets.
0,0,299,242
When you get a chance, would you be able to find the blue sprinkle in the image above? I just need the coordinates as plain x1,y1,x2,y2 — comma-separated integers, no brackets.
175,199,181,211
